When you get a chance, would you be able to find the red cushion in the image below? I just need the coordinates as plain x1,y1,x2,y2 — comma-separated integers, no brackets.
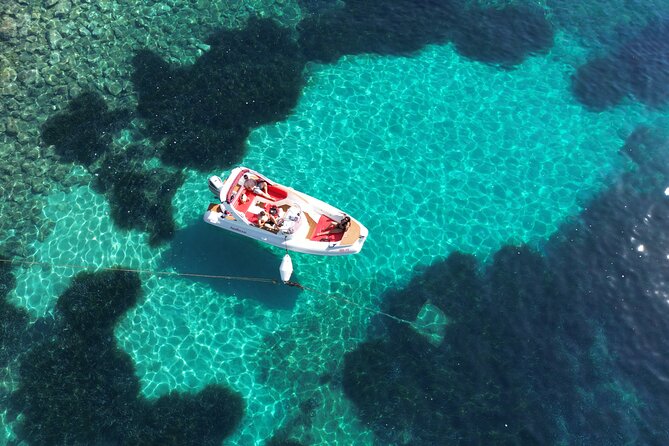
311,215,345,242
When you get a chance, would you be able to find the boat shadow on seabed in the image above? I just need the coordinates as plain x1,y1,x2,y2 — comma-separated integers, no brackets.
160,221,301,310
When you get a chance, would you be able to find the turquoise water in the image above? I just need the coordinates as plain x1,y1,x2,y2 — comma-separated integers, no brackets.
5,26,663,443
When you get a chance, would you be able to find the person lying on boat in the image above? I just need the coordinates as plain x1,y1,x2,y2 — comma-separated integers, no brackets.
317,215,351,236
242,175,273,200
258,210,278,229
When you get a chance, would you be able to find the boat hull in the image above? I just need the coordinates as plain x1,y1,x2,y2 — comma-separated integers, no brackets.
203,167,368,256
204,207,367,255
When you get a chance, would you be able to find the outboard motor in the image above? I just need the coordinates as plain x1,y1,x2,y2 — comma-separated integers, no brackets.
208,176,225,201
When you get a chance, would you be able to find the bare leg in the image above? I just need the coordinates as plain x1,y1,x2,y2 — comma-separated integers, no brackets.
316,223,343,237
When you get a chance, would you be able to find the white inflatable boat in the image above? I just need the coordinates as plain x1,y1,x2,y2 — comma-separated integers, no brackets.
203,167,368,256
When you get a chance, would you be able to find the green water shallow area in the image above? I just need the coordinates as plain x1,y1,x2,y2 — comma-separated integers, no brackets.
6,34,662,444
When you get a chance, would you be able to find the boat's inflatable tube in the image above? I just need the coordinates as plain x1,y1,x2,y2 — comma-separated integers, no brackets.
279,254,293,282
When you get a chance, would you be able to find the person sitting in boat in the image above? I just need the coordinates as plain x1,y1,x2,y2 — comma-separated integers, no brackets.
317,215,351,236
268,205,285,227
258,210,277,229
243,174,272,200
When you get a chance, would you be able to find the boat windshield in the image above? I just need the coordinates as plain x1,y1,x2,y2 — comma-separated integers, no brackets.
280,204,302,234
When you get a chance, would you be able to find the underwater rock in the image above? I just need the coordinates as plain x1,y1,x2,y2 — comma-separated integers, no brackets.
619,125,669,178
297,0,458,63
266,437,307,446
67,84,82,99
52,0,71,18
0,17,17,40
572,56,628,110
47,51,60,65
297,0,552,66
0,66,17,83
5,117,18,136
194,41,211,52
619,20,669,108
95,161,185,246
0,82,18,97
345,250,599,443
42,70,59,86
451,4,554,66
38,90,168,243
298,0,343,15
36,219,54,242
344,129,669,444
18,68,42,87
90,26,105,39
45,29,62,50
90,144,184,247
41,91,131,166
104,80,123,96
145,385,245,445
572,18,669,109
77,25,91,38
56,270,142,334
547,0,647,46
23,146,40,161
410,301,448,346
9,270,245,446
132,17,305,170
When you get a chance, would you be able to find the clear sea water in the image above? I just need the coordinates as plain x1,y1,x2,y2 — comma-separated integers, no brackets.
3,1,669,445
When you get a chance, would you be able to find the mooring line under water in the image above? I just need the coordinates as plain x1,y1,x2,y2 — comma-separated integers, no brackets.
0,258,413,326
290,281,412,326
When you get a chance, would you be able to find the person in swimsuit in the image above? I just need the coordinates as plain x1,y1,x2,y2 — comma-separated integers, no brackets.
317,215,351,236
242,175,272,200
258,210,278,229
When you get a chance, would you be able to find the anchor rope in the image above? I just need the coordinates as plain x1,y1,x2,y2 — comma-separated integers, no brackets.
0,258,278,283
0,258,413,325
288,281,412,326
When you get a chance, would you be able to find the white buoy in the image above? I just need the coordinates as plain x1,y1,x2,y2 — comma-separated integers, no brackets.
279,254,293,282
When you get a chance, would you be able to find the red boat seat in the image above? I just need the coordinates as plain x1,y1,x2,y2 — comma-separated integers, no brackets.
268,184,287,200
310,215,345,242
